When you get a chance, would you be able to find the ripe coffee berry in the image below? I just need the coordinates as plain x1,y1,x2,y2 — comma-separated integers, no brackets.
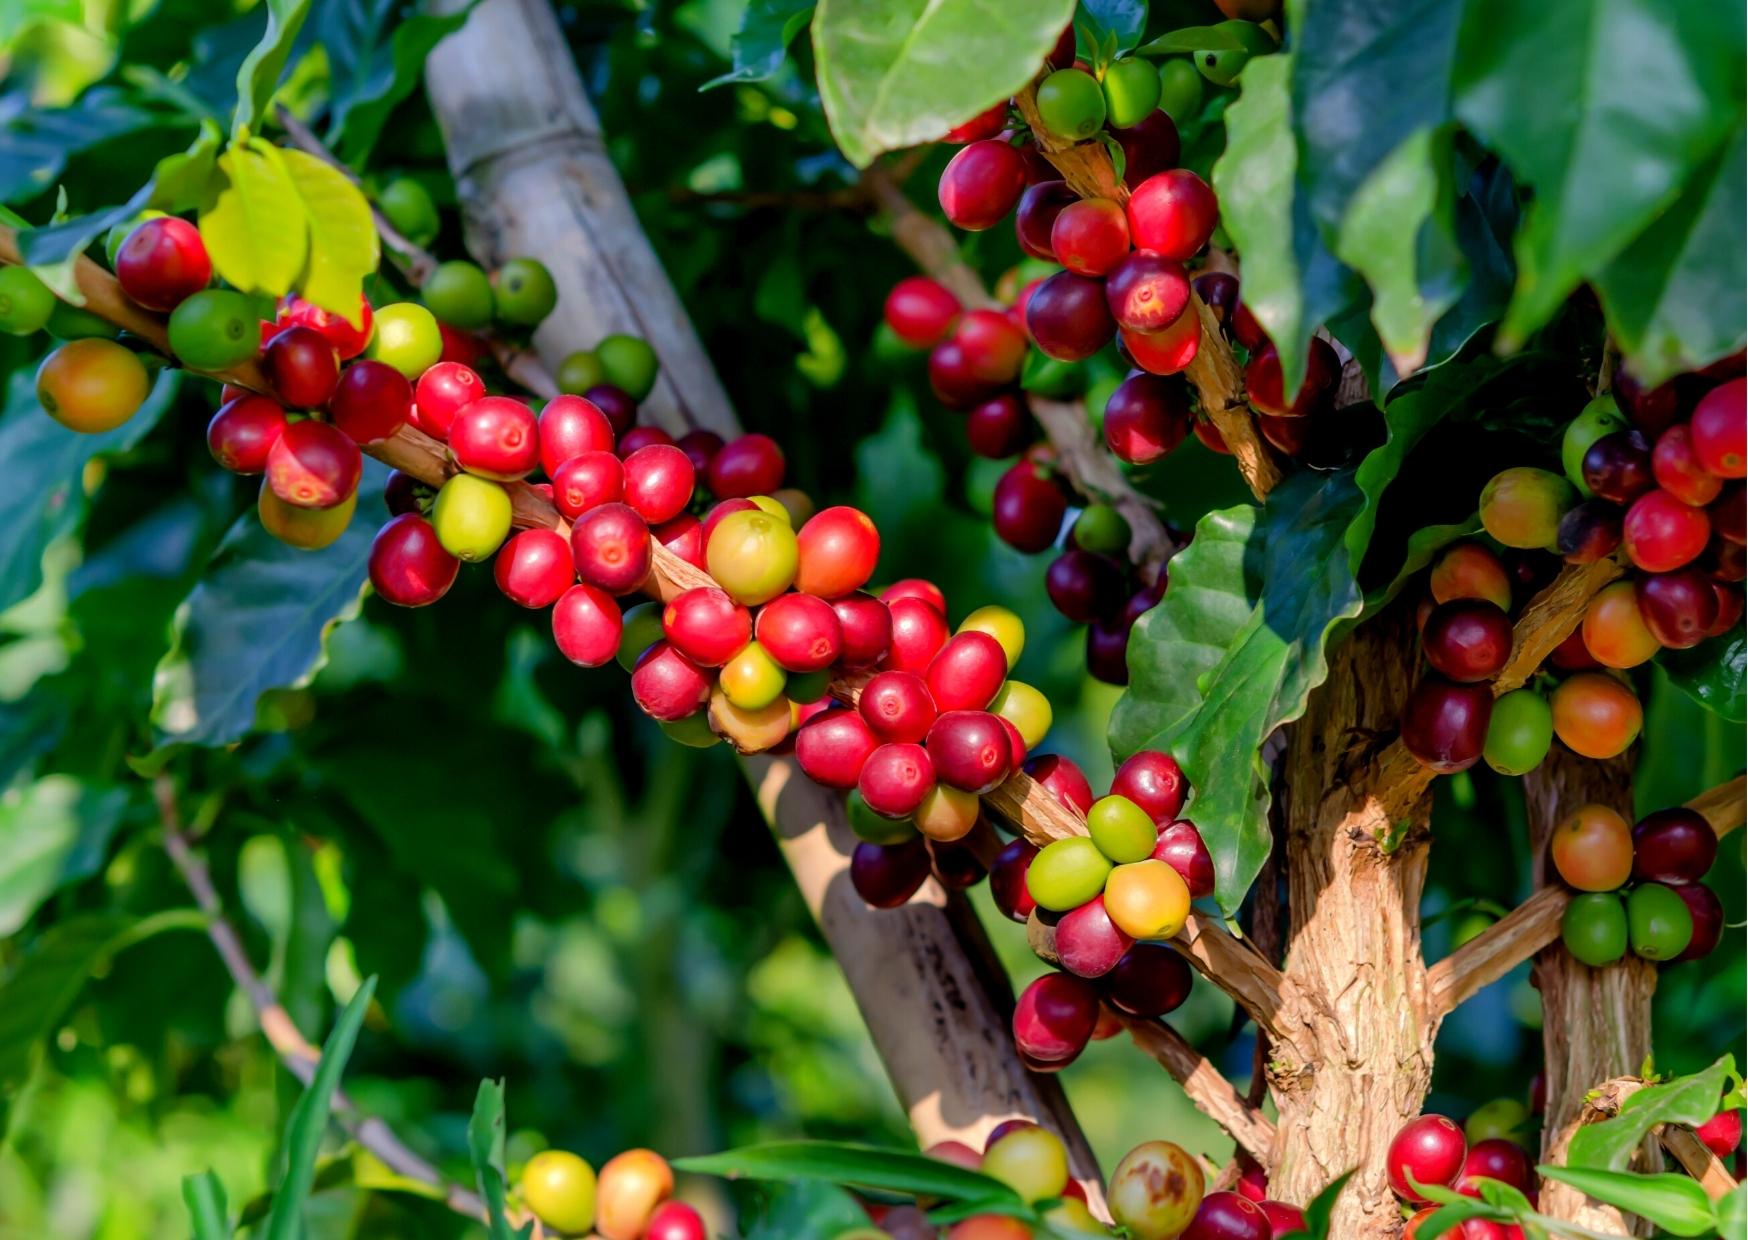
989,838,1039,922
570,502,653,595
264,325,340,409
1653,423,1725,506
662,587,751,666
1026,270,1117,362
622,443,694,523
1024,753,1096,816
850,838,931,908
796,506,880,598
1245,338,1339,418
492,528,574,608
963,392,1028,459
937,139,1027,232
832,591,894,666
884,276,962,346
114,216,211,311
1045,550,1123,624
1121,310,1201,377
267,419,362,509
644,1201,707,1240
992,461,1068,554
1421,598,1513,681
1622,489,1710,571
1152,820,1215,899
953,309,1028,384
1401,676,1494,773
1183,1191,1270,1240
859,742,936,818
707,433,785,498
278,293,372,360
926,710,1014,794
551,450,625,519
795,709,880,788
1105,252,1192,334
1112,750,1188,824
1126,169,1218,260
1050,198,1131,277
1387,1115,1468,1202
926,631,1008,711
1012,972,1099,1065
538,395,616,475
450,395,540,480
330,360,415,445
1015,180,1077,261
676,428,724,474
1112,109,1182,188
1104,942,1193,1018
860,670,938,743
617,425,675,458
1104,373,1191,464
369,514,459,607
1631,807,1717,883
1674,884,1724,960
1456,1139,1534,1197
412,361,483,440
1691,378,1745,477
207,396,288,474
1635,568,1719,648
883,578,947,613
630,642,712,721
884,595,951,672
755,593,843,672
1054,895,1134,978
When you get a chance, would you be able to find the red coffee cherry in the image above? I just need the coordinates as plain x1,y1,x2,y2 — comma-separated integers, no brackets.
584,383,637,434
570,502,652,594
1401,676,1493,773
992,461,1068,554
953,309,1028,384
1050,197,1131,277
279,293,372,359
450,395,540,481
1105,252,1192,334
662,587,752,666
676,428,724,474
267,418,362,510
329,360,414,445
644,1201,707,1240
493,528,574,608
1582,429,1656,504
989,838,1039,922
1674,883,1724,960
264,325,340,410
860,671,938,743
1420,599,1513,682
1104,373,1191,464
858,742,936,818
1103,942,1192,1018
551,450,626,519
833,591,894,666
1622,489,1710,571
438,322,481,367
1654,423,1726,506
1023,753,1095,815
617,425,675,458
1111,109,1181,189
926,710,1014,794
795,708,880,788
1126,169,1218,260
1258,1202,1307,1237
1012,972,1098,1065
1152,820,1215,900
622,443,695,524
942,100,1009,143
1014,180,1078,261
707,433,785,498
115,216,212,311
1026,270,1117,362
654,512,705,569
1085,619,1131,685
937,139,1027,232
927,338,1001,410
882,578,948,612
1121,309,1201,377
1055,895,1134,978
1456,1138,1534,1197
630,642,712,721
756,592,844,672
965,392,1030,459
1046,549,1124,624
850,838,931,908
1245,337,1340,417
884,595,951,672
796,506,881,598
1636,568,1720,648
1112,751,1188,824
412,361,483,440
207,395,288,474
1183,1190,1270,1240
1631,807,1718,883
369,513,459,607
1387,1115,1468,1202
926,631,1008,711
538,395,616,475
1615,369,1682,435
884,275,963,348
1692,378,1745,478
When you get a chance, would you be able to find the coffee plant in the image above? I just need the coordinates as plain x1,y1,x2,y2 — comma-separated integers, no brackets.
0,0,1743,1236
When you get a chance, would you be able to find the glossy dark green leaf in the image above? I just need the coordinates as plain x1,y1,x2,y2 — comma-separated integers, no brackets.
263,975,377,1240
323,0,477,162
233,0,315,138
1568,1056,1735,1171
703,0,816,89
1658,629,1747,723
739,1181,871,1240
675,1140,1023,1204
468,1079,534,1240
0,369,180,613
812,0,1075,167
0,89,168,204
1535,1166,1716,1237
0,777,134,936
1453,0,1746,346
182,1170,231,1240
1594,124,1747,386
1136,22,1262,54
150,467,385,749
1079,0,1147,53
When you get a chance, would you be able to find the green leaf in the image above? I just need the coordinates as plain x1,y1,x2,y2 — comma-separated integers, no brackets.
280,149,378,325
703,0,816,89
1719,1183,1746,1240
0,909,206,1138
1110,468,1366,913
739,1182,871,1240
182,1170,231,1240
467,1079,534,1240
674,1140,1024,1205
1406,1194,1509,1238
0,89,170,204
325,0,478,163
1452,0,1746,347
1078,0,1147,54
1594,123,1747,387
1136,23,1266,54
1534,1166,1716,1237
0,777,133,937
812,0,1076,167
150,476,381,749
233,0,315,138
198,140,310,298
1657,629,1747,723
264,975,377,1240
0,368,180,613
1568,1056,1735,1171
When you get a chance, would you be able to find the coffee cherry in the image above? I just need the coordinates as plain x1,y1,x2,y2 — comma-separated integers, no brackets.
1245,337,1339,418
1627,881,1694,960
1708,582,1745,635
709,683,792,753
376,176,439,247
369,513,459,607
848,788,916,844
490,257,557,326
1562,890,1629,965
1556,499,1624,564
926,339,998,410
706,433,784,498
1085,619,1132,685
1631,807,1717,883
1112,107,1182,188
114,216,210,311
1419,598,1512,682
1576,579,1657,669
1183,1190,1270,1240
1561,394,1629,494
552,450,625,519
1103,253,1191,336
1457,1139,1534,1197
259,325,338,411
883,578,948,612
1259,1201,1307,1236
654,512,708,572
1387,1115,1467,1203
1085,794,1154,863
851,838,932,908
1026,270,1117,362
992,460,1068,553
366,302,443,378
614,425,672,458
675,429,724,475
1045,550,1123,623
795,708,879,788
938,140,1027,231
277,294,372,360
1035,66,1106,140
661,587,751,666
1696,1107,1744,1157
794,506,880,598
596,333,659,401
925,631,1008,712
1480,467,1576,550
1122,309,1202,377
1550,672,1642,758
521,1150,597,1236
616,600,664,670
1050,198,1131,278
707,508,798,605
166,288,256,370
1023,753,1095,816
207,395,287,473
644,1201,706,1240
1056,894,1134,977
991,680,1051,753
885,595,951,672
617,443,692,524
1126,169,1218,260
990,838,1039,922
1482,688,1553,776
630,642,711,721
914,783,980,842
538,395,616,474
1580,428,1653,505
964,393,1030,458
1401,675,1493,773
952,309,1028,384
1110,1141,1205,1240
1146,819,1213,901
0,265,55,335
1027,837,1113,911
753,592,841,672
1622,489,1710,571
1111,750,1188,825
1104,858,1190,940
571,502,652,594
1465,1099,1530,1146
1673,884,1724,960
832,592,893,666
447,396,538,480
552,583,623,666
431,473,513,561
1103,373,1191,465
720,642,785,712
258,483,355,549
493,527,573,607
329,360,414,444
859,670,936,743
1635,568,1719,648
267,419,361,510
857,741,935,818
1104,941,1192,1017
1711,483,1745,545
581,384,634,435
925,709,1013,794
417,260,493,332
1095,55,1159,128
1653,423,1725,506
1013,971,1098,1064
1692,378,1745,477
942,99,1010,143
1014,180,1078,260
1431,542,1512,611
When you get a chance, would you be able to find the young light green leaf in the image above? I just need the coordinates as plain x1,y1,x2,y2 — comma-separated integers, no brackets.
198,140,309,297
280,148,379,326
233,0,315,138
703,0,816,89
813,0,1075,167
675,1140,1023,1204
263,975,378,1240
1535,1166,1717,1237
467,1079,534,1240
182,1170,231,1240
1568,1056,1736,1171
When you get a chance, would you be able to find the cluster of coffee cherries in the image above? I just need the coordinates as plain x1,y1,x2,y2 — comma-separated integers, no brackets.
518,1145,700,1239
1386,1112,1538,1238
1401,540,1645,776
1552,801,1723,967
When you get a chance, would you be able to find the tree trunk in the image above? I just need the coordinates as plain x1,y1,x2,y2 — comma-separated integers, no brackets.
420,0,1103,1190
1525,749,1657,1235
1272,610,1436,1236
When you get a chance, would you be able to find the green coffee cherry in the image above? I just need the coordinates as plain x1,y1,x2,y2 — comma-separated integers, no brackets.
617,600,665,671
47,301,118,340
421,260,496,331
596,333,659,401
493,257,558,326
1087,795,1156,863
556,349,607,395
661,713,721,748
378,177,440,248
366,302,443,378
1561,395,1628,496
1036,68,1107,142
431,473,512,561
1561,891,1628,966
1483,689,1553,776
1101,59,1162,129
0,266,56,336
1074,504,1131,556
849,789,917,844
1026,837,1113,911
1626,882,1694,961
167,288,258,370
1157,59,1205,123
